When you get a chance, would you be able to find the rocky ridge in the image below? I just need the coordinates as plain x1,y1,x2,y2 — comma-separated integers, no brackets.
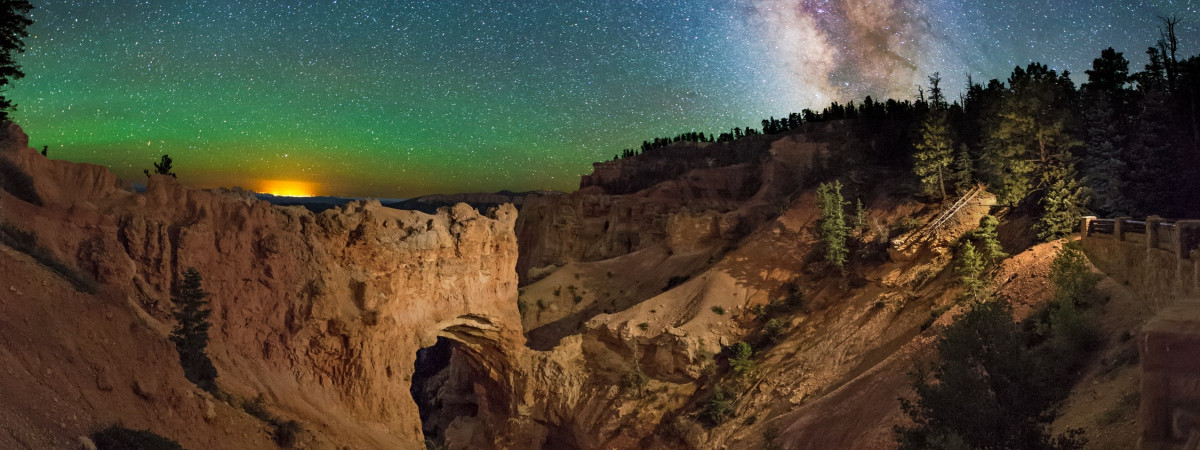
0,123,524,448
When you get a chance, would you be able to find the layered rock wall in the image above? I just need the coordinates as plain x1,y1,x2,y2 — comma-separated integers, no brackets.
0,124,524,448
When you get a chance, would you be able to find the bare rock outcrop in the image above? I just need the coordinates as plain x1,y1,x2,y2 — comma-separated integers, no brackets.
0,126,524,448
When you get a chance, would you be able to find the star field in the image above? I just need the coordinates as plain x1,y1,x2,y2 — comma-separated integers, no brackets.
9,0,1199,197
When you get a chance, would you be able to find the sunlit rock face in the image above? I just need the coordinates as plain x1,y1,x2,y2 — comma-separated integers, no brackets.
0,123,525,448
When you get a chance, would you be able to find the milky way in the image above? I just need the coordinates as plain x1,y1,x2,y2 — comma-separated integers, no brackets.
752,0,936,106
8,1,1199,197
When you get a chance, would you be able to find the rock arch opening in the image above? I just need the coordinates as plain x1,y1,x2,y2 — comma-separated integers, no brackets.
411,315,515,448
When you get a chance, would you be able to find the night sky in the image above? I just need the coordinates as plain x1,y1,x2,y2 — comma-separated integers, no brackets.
9,1,1199,197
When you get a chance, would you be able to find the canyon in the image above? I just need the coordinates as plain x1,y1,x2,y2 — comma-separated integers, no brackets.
0,120,1155,449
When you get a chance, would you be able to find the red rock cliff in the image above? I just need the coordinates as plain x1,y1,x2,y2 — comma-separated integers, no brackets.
0,123,524,448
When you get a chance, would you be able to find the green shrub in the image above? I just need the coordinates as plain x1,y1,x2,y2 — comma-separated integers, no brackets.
1048,299,1099,356
242,394,272,422
621,362,649,396
1049,242,1099,306
92,425,184,450
763,426,783,450
763,318,788,344
701,384,735,426
896,301,1086,450
728,341,755,379
711,306,726,315
637,322,649,330
757,283,806,319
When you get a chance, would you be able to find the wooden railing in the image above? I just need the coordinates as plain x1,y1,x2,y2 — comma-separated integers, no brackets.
1088,219,1115,235
1081,216,1200,260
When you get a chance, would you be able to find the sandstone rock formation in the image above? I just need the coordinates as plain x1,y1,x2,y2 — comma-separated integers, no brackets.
0,123,525,448
3,117,1147,450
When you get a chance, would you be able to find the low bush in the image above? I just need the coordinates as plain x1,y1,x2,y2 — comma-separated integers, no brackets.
665,275,689,291
621,362,649,397
755,283,807,319
273,420,301,448
763,318,788,344
728,341,755,379
237,394,303,448
701,384,735,426
92,425,184,450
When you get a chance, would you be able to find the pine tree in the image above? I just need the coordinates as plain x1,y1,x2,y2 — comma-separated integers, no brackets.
0,0,32,121
145,154,177,179
1037,167,1088,242
955,241,987,300
729,341,755,379
981,64,1080,205
1082,47,1131,108
1079,95,1128,216
913,109,955,200
896,301,1086,450
1080,48,1132,216
949,145,974,194
817,181,848,269
977,215,1008,264
170,268,218,393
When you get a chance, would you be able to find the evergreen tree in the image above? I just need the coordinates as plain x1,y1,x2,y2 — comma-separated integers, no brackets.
729,341,755,380
896,301,1086,450
913,109,955,200
1080,48,1133,216
976,215,1007,264
170,268,218,393
1137,47,1167,93
146,154,177,179
1082,47,1131,108
955,241,987,301
817,181,848,269
0,0,32,121
1036,166,1088,242
1079,95,1128,215
1125,89,1176,215
949,145,974,194
981,64,1080,205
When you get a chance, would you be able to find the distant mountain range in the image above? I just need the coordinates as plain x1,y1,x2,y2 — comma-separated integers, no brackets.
256,190,559,214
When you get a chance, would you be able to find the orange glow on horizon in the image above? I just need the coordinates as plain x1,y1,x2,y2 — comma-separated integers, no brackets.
258,180,318,197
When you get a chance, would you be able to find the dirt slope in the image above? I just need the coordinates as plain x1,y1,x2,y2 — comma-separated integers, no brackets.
0,245,275,449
